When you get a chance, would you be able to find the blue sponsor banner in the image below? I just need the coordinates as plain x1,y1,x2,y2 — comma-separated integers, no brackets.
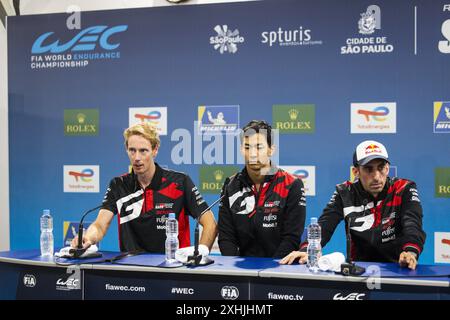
7,0,450,265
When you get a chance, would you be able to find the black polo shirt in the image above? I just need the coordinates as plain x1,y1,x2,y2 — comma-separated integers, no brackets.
101,163,209,252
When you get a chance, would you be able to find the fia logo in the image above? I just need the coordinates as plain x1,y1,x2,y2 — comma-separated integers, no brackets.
23,274,36,288
221,286,239,300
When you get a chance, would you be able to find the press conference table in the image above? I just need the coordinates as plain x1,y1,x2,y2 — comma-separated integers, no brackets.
0,250,449,300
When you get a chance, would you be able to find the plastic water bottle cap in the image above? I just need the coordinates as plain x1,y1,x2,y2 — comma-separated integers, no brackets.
43,209,50,215
311,217,318,224
168,213,175,219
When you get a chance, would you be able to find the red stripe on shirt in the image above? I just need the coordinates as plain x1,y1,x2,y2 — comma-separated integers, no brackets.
388,179,409,195
117,211,122,250
402,242,421,253
272,172,294,199
159,182,183,200
144,189,154,214
386,195,403,207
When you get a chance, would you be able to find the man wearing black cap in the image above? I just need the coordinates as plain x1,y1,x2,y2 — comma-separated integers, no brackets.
280,140,426,270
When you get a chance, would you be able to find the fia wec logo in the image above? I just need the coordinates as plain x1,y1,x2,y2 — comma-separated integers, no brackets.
56,265,81,291
32,25,128,54
333,292,366,300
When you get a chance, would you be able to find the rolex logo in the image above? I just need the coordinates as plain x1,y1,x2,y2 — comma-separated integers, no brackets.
214,170,224,182
288,108,299,120
273,104,314,133
64,109,99,136
77,113,86,124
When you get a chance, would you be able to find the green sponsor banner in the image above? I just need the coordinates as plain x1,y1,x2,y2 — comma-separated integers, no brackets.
435,167,450,198
272,104,315,133
199,166,240,194
64,109,99,136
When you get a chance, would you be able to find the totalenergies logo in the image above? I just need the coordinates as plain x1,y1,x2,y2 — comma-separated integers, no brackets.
134,110,161,123
357,106,389,121
293,169,309,179
31,25,128,54
69,169,94,182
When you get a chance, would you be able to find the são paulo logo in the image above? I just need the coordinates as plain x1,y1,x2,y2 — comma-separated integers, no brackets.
210,25,245,54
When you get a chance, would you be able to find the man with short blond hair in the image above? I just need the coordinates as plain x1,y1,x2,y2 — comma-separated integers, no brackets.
72,122,217,253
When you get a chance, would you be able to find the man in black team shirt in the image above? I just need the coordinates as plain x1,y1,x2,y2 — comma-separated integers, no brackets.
280,140,426,270
71,122,217,253
218,120,306,258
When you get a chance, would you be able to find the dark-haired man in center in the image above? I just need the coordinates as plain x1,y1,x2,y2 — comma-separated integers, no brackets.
218,120,306,258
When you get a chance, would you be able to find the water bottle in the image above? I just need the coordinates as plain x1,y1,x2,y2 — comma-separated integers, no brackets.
307,217,322,273
40,209,54,257
165,213,179,263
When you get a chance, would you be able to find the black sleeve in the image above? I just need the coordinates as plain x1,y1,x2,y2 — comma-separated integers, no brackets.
299,188,344,252
399,183,426,257
273,178,306,258
183,175,209,219
218,177,240,256
101,178,119,214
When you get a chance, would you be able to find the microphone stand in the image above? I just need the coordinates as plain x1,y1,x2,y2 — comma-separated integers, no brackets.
340,216,366,276
68,204,103,259
186,195,224,267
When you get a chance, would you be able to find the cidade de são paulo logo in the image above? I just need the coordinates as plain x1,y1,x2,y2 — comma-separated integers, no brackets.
341,5,394,55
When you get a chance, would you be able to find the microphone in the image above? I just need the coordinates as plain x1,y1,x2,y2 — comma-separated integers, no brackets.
185,195,224,267
68,204,103,259
186,173,239,267
339,200,367,276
